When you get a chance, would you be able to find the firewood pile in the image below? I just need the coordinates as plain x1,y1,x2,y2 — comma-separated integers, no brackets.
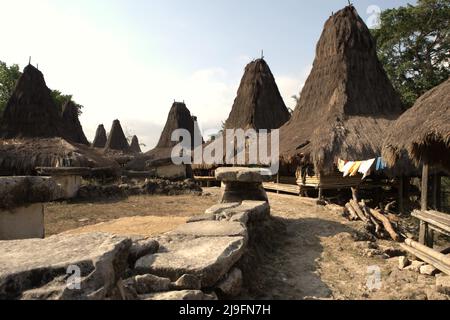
344,199,402,242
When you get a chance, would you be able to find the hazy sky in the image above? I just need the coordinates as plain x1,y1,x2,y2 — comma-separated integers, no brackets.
0,0,415,151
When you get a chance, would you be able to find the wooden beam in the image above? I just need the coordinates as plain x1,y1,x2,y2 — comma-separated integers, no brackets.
401,240,450,276
421,163,429,211
399,176,404,215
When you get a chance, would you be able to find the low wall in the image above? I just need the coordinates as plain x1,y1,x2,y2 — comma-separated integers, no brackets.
0,203,44,240
53,175,83,199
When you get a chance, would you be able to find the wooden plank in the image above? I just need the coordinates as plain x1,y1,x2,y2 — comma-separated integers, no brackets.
263,182,300,195
401,242,450,276
412,211,450,234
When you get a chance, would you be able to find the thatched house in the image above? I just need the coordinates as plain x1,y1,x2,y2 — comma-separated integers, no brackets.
225,58,290,130
383,78,450,173
0,65,119,177
126,102,200,179
383,78,449,213
92,124,107,148
0,138,119,176
276,6,403,194
61,100,89,145
129,135,142,153
105,120,130,152
0,64,63,138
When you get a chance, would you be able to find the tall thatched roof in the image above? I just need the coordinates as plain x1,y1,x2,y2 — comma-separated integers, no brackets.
129,135,142,153
61,100,89,145
0,138,119,176
383,78,450,172
105,120,130,152
126,102,201,170
156,102,198,149
92,124,107,148
0,64,63,138
279,6,403,174
225,59,290,130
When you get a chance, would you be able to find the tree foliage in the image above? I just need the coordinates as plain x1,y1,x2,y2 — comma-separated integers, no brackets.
372,0,450,108
0,62,21,117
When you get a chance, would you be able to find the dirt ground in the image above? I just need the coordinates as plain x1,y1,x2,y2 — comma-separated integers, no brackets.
45,188,447,300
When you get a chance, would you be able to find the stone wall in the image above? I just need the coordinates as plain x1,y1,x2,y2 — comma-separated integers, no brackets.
0,201,272,300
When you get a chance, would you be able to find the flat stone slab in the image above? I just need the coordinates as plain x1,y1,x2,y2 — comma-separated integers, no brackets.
220,201,270,223
141,290,217,300
0,176,65,210
0,233,131,300
215,167,273,183
170,221,248,238
135,235,245,287
205,203,241,215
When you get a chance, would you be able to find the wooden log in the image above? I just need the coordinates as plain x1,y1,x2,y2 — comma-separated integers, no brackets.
345,203,359,221
360,201,382,236
405,239,450,266
349,200,369,223
369,208,400,242
421,163,429,211
401,241,450,276
351,187,359,202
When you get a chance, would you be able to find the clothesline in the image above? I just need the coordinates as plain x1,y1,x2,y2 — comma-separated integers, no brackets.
337,157,387,180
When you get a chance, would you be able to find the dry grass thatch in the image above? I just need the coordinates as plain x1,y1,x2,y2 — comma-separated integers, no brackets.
105,120,130,152
129,135,142,153
126,102,199,171
92,124,107,148
1,64,63,139
383,78,450,173
61,100,89,145
278,6,403,174
225,58,290,130
0,138,119,176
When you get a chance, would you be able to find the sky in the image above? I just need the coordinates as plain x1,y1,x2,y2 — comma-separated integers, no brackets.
0,0,415,151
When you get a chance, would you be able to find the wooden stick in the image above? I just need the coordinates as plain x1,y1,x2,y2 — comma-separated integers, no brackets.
350,200,369,223
345,203,359,221
361,201,382,237
369,208,401,242
421,163,429,211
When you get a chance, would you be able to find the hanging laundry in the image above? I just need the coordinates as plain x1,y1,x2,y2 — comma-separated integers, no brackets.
358,158,376,179
342,161,355,177
349,161,362,176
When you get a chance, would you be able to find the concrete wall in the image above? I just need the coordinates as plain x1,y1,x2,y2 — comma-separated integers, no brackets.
53,176,82,199
0,203,45,240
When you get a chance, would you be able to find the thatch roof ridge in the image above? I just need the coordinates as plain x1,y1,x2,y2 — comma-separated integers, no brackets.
105,119,130,152
225,58,290,130
1,64,63,139
61,100,89,145
92,124,107,148
279,6,403,173
383,78,450,172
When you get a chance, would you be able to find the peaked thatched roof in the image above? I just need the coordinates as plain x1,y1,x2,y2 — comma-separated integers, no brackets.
0,138,119,176
383,78,450,172
105,120,130,152
61,100,89,145
279,6,403,174
126,102,201,170
92,124,107,148
225,59,290,130
129,135,142,153
0,64,63,138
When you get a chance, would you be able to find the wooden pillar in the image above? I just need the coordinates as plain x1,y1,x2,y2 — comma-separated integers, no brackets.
419,163,433,247
399,176,405,215
318,188,323,200
421,163,429,211
276,174,280,195
432,173,441,211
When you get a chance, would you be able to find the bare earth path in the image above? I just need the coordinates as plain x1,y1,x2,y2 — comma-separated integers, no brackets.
46,188,444,300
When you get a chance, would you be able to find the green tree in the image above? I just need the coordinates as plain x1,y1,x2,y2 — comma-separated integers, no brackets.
51,90,83,116
372,0,450,108
0,61,21,117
